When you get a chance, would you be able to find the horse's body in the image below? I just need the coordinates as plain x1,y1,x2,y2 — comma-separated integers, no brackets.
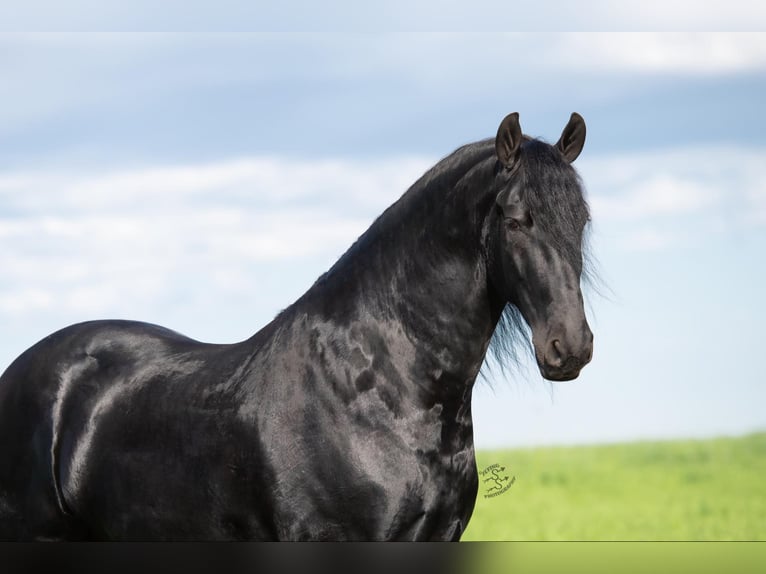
0,113,594,540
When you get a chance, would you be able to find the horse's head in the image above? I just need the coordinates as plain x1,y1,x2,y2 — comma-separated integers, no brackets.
488,112,593,381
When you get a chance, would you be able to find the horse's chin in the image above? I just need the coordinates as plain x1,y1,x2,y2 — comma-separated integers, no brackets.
539,366,582,382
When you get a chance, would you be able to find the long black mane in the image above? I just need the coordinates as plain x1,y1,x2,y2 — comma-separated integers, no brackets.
292,135,595,382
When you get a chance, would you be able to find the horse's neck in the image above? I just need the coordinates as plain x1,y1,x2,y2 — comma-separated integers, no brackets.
377,238,495,382
294,166,500,404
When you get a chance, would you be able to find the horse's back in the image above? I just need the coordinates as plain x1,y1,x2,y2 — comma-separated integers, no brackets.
0,320,247,540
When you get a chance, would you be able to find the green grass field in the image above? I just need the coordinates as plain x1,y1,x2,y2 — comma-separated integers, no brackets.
462,432,766,541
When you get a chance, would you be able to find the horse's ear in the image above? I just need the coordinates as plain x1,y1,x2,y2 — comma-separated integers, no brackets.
556,112,586,163
495,112,522,170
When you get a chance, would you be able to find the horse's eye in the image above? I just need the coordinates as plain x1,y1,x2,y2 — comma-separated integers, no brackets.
505,218,521,231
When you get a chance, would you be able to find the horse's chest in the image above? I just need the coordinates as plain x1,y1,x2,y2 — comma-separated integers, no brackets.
266,422,477,540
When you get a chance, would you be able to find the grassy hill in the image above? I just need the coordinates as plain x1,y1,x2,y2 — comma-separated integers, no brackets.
462,432,766,541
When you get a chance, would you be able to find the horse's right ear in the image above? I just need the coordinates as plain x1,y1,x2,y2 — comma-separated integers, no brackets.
495,112,522,170
556,112,586,163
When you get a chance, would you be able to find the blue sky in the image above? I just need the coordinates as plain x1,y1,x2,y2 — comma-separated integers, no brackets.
1,33,765,448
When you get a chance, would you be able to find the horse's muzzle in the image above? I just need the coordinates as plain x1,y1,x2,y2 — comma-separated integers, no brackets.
540,333,593,382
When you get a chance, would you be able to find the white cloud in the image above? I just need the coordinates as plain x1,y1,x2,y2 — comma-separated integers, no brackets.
0,156,433,318
576,145,766,251
558,33,766,75
582,145,766,222
0,156,432,212
743,171,766,224
589,176,721,220
578,146,766,251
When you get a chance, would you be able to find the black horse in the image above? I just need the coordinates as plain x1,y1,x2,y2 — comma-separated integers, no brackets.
0,112,594,540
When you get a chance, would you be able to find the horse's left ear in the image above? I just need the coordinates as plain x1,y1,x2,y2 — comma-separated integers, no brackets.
496,112,523,170
556,112,586,163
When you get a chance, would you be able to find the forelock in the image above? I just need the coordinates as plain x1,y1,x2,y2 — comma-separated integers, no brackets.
518,140,590,270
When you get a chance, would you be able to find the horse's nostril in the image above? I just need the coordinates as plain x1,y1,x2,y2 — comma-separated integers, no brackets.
546,339,564,367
